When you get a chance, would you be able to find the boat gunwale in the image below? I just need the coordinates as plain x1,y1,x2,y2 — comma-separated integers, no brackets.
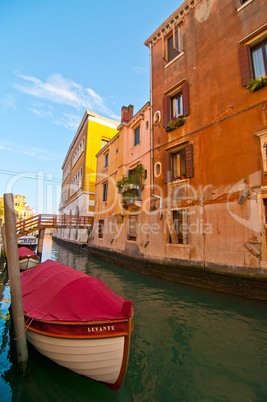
24,315,134,340
19,256,40,261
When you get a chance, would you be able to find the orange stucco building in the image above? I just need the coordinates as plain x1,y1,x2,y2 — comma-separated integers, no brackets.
89,0,267,286
141,0,267,272
90,103,152,251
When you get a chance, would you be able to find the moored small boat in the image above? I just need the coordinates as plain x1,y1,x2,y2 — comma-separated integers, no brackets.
20,260,134,389
17,235,38,251
18,247,40,271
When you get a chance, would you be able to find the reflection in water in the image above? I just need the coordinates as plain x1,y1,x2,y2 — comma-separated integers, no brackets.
1,237,267,401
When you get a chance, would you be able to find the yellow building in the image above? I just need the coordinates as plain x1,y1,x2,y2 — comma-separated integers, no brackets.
0,195,33,226
56,110,119,243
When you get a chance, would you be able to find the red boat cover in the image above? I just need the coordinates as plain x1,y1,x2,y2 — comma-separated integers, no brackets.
20,260,133,322
18,247,39,259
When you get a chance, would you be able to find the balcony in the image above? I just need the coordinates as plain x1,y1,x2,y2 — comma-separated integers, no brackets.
116,164,145,209
121,185,143,209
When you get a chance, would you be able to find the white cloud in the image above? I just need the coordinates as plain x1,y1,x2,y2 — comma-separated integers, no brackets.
0,141,63,161
1,95,16,112
56,113,81,130
14,72,119,120
30,108,53,118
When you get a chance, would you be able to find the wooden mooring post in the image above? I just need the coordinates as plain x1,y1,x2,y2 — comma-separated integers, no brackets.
4,193,28,372
37,228,45,258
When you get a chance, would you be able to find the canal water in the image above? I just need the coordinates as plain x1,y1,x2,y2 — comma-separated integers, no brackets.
0,236,267,401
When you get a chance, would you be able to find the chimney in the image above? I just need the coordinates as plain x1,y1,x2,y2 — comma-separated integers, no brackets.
121,105,134,124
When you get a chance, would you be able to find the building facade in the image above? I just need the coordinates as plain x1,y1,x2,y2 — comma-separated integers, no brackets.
55,110,119,243
90,103,152,253
143,0,267,271
89,0,267,276
0,195,33,227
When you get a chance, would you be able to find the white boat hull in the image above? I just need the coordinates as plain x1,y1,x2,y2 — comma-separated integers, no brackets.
19,257,39,271
26,330,125,385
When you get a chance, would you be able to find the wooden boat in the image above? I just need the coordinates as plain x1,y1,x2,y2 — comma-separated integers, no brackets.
20,260,134,390
17,235,38,251
18,247,40,271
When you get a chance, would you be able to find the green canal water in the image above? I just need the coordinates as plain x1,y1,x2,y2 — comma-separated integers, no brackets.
0,236,267,401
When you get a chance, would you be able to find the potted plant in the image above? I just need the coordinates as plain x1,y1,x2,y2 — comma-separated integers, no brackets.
174,175,181,181
166,115,186,132
181,172,186,179
245,77,267,93
116,175,127,193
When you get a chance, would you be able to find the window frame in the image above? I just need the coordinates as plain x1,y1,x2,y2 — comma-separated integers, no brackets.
102,182,108,202
237,0,254,11
239,28,267,86
163,143,194,183
104,152,109,168
163,81,190,128
133,125,140,147
163,24,183,64
255,128,267,175
251,40,267,79
263,199,267,225
167,209,188,245
171,92,183,118
101,139,109,149
171,148,186,180
98,219,104,238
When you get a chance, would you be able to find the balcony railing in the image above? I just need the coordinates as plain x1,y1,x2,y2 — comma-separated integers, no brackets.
121,185,143,208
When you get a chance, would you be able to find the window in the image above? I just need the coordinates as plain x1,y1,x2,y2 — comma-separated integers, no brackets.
128,164,143,185
263,199,267,224
128,214,138,241
163,143,194,183
134,126,140,146
167,35,179,62
144,169,148,181
239,37,267,86
172,149,186,179
171,92,183,117
104,152,109,168
79,168,82,188
255,128,267,174
163,25,182,63
251,41,267,78
168,210,188,244
163,81,190,127
98,220,104,238
155,162,161,177
101,139,109,148
103,182,108,202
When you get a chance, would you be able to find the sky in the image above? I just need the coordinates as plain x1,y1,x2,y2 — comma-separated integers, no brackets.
0,0,182,214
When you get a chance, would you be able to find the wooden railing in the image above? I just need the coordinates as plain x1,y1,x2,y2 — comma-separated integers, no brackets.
16,214,94,237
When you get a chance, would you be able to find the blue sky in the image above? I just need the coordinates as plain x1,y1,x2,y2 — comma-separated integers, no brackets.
0,0,182,214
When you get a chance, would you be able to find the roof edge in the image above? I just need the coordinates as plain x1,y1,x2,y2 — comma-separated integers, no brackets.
144,0,202,47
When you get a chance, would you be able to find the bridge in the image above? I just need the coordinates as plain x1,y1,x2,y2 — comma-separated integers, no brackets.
16,214,94,237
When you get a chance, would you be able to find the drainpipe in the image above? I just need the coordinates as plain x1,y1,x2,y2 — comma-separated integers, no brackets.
152,193,163,220
150,43,163,220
